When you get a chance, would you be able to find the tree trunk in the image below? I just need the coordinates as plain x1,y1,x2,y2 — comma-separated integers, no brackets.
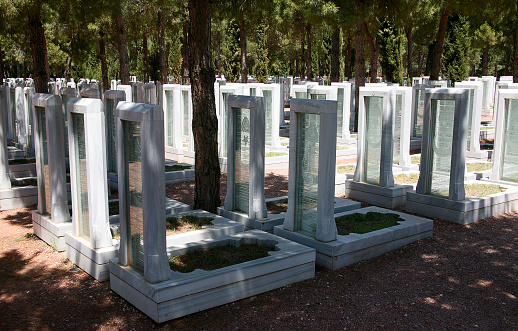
354,8,366,132
305,23,312,80
406,27,413,83
330,28,340,82
430,6,450,80
114,7,130,85
143,33,150,83
295,45,300,77
158,3,167,83
64,34,74,82
181,17,189,84
300,36,305,78
99,30,109,91
482,47,489,76
343,36,352,79
514,0,518,83
364,22,379,82
239,18,247,83
28,10,49,93
188,0,220,213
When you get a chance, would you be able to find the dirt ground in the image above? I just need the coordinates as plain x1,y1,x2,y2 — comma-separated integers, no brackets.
1,171,517,330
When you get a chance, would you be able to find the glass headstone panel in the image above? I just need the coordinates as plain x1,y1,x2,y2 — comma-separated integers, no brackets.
430,99,455,197
295,92,307,99
232,107,250,214
10,90,17,142
393,94,402,164
413,89,424,138
222,93,229,156
467,88,474,150
36,106,51,215
145,89,151,104
501,99,518,182
132,86,138,104
72,113,90,240
165,90,174,147
363,96,383,184
250,88,256,96
106,99,117,173
294,113,320,237
482,80,488,107
263,90,273,146
310,94,326,100
337,88,344,138
182,90,189,136
61,95,69,158
125,121,144,274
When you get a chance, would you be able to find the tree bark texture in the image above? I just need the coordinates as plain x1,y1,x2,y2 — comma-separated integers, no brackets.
239,19,248,83
188,0,220,213
305,23,312,80
514,0,518,83
143,33,150,83
114,8,130,85
482,47,489,76
158,1,168,83
343,36,352,79
406,28,413,83
330,28,340,82
64,34,74,81
354,17,365,132
430,6,450,80
364,22,379,82
28,10,49,93
182,17,189,84
99,31,109,91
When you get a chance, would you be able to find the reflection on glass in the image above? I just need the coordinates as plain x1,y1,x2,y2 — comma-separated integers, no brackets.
294,113,319,237
106,99,117,173
61,95,69,158
233,108,250,214
125,121,144,274
10,90,17,142
165,90,174,147
182,90,189,136
295,92,307,99
72,113,89,240
145,89,151,104
467,88,474,150
37,107,51,215
482,80,488,107
250,88,256,96
393,94,402,164
430,99,455,197
413,89,424,138
132,85,138,103
363,96,383,185
337,88,344,138
501,99,518,182
222,93,230,156
263,90,273,146
310,94,326,100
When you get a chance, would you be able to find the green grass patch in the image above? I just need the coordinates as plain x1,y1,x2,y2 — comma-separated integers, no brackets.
265,152,287,157
266,198,288,214
165,164,191,172
336,146,350,150
337,165,356,174
465,183,504,197
411,156,421,164
394,173,419,185
8,158,35,165
480,126,494,131
169,243,274,273
466,163,492,172
335,212,403,235
166,214,214,235
281,142,289,146
350,134,358,138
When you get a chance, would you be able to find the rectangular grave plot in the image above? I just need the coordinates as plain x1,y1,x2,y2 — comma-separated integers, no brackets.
294,113,320,237
232,108,251,214
429,99,455,198
393,94,402,164
501,99,518,182
36,106,51,215
363,96,383,185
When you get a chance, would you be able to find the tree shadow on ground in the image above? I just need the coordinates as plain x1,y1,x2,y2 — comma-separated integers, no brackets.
2,206,36,228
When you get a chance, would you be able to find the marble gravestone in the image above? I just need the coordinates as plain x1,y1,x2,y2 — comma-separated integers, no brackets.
162,84,183,161
331,82,354,143
143,83,156,104
455,81,485,159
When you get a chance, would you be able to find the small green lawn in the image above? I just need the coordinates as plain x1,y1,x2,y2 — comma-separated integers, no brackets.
265,152,287,157
336,146,350,150
466,163,492,172
337,165,356,174
166,214,214,234
411,156,420,164
480,126,495,131
335,212,403,235
394,173,419,185
465,183,504,197
165,164,191,172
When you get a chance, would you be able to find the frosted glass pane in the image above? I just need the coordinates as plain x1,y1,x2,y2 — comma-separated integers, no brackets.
467,89,474,150
165,91,174,147
72,113,89,240
501,99,518,182
10,91,17,142
182,90,189,136
363,96,383,185
430,100,455,197
106,99,117,173
61,95,69,158
145,89,151,104
294,113,319,237
125,121,144,274
310,94,326,100
222,93,230,156
295,92,307,99
413,89,424,138
263,90,273,146
337,88,344,138
393,94,402,164
25,94,32,148
250,88,256,96
36,107,51,215
132,86,138,103
232,108,250,214
482,80,488,106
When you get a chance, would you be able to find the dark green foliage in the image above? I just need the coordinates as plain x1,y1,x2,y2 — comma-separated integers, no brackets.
165,164,191,172
165,214,214,231
335,212,404,235
252,23,269,83
379,20,403,85
441,15,470,82
221,20,240,82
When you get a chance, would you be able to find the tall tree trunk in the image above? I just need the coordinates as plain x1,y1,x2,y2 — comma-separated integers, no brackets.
364,22,379,82
343,36,352,79
158,2,167,83
482,47,489,76
430,6,450,80
64,34,74,82
239,18,247,83
99,30,109,91
330,28,340,82
355,5,366,132
305,23,313,80
143,33,150,83
514,0,518,83
295,45,300,77
188,0,220,213
28,10,49,93
114,7,130,85
181,17,189,84
406,27,413,82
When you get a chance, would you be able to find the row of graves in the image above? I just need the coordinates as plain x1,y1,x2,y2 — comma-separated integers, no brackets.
0,73,516,322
